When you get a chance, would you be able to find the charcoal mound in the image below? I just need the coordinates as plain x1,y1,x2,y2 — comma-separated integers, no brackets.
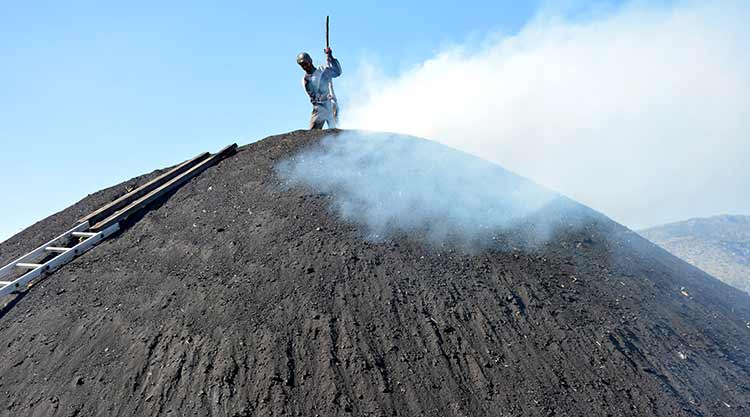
1,129,749,417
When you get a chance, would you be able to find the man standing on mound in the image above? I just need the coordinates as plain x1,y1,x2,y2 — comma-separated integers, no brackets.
297,47,342,129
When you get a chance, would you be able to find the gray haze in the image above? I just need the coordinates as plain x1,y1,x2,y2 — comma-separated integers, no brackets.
340,1,750,229
276,132,582,248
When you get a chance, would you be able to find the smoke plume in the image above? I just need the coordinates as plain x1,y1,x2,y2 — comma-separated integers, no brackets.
276,132,585,249
339,1,750,229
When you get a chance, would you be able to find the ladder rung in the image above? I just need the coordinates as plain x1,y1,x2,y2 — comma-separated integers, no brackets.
45,247,70,253
71,232,97,238
16,263,44,269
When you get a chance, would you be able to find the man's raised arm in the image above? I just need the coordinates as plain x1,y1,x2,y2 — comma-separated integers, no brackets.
323,47,342,78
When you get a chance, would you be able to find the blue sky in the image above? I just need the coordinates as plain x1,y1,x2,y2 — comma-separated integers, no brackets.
5,0,747,241
0,0,547,241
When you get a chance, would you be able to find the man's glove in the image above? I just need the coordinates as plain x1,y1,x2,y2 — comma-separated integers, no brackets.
324,47,332,55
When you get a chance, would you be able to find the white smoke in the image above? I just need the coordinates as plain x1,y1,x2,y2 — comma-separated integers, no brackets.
277,132,585,249
339,1,750,229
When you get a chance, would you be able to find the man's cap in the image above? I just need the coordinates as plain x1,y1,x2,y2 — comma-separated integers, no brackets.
297,52,312,65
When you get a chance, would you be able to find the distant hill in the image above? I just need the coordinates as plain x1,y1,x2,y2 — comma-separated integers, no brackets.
640,215,750,293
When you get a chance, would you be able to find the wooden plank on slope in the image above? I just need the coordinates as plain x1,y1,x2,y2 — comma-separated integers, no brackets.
78,151,211,225
90,144,237,232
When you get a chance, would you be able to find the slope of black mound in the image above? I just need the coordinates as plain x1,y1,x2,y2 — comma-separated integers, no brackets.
1,129,749,417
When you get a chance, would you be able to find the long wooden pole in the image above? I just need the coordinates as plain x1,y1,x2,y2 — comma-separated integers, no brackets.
326,16,330,49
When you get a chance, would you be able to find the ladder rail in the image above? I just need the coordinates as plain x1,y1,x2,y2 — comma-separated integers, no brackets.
0,222,90,281
0,223,120,297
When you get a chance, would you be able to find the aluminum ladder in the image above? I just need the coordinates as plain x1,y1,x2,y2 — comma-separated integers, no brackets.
0,221,119,297
0,142,237,298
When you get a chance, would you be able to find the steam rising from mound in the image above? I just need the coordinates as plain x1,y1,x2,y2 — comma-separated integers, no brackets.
277,132,573,247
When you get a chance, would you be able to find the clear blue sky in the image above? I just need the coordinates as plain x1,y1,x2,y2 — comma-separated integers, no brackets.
1,0,581,241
